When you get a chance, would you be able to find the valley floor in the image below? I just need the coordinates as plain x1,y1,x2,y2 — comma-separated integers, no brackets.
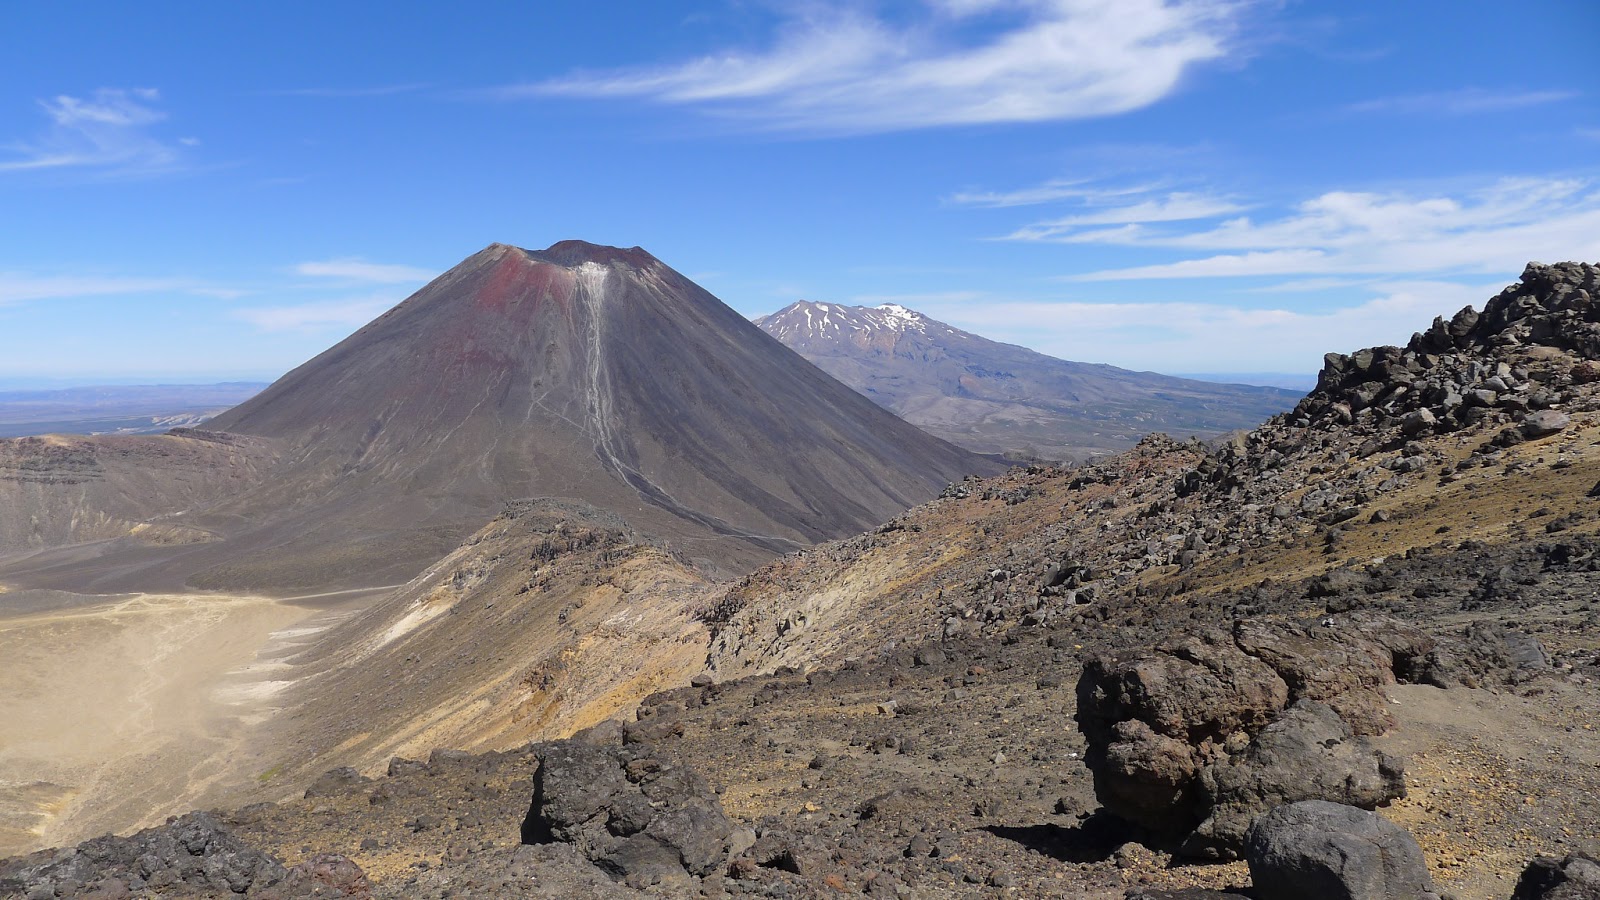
0,589,356,856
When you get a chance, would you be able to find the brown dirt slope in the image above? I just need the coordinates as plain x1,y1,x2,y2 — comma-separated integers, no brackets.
240,499,718,799
0,431,277,592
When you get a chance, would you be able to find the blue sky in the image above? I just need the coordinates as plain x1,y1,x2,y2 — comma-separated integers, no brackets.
1,1,1596,384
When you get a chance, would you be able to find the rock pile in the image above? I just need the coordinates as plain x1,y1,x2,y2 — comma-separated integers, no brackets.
1075,615,1440,858
1091,261,1600,599
1296,262,1600,440
0,812,369,899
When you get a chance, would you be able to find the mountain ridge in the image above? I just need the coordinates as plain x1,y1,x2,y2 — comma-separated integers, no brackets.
756,299,1300,460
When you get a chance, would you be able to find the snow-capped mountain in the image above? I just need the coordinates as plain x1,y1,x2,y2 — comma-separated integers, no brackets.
756,300,1300,461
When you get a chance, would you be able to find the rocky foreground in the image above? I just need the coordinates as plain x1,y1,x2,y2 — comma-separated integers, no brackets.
5,262,1600,898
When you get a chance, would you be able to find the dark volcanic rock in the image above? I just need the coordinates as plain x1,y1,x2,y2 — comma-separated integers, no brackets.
1294,262,1600,443
1512,852,1600,900
304,766,373,799
261,854,373,899
0,812,364,899
1246,800,1433,900
1522,410,1572,439
1188,701,1407,856
1077,629,1288,836
1077,617,1428,857
521,740,737,885
1458,622,1552,685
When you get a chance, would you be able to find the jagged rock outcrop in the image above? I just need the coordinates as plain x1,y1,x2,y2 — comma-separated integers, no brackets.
1076,616,1435,857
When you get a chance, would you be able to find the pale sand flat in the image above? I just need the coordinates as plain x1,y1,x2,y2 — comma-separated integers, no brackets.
0,592,315,856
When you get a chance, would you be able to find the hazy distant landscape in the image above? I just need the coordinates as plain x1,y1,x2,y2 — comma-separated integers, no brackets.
0,384,266,438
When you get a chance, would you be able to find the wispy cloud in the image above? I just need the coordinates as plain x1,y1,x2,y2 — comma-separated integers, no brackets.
503,0,1244,134
914,280,1500,371
235,296,398,331
947,178,1163,208
1346,87,1578,117
989,177,1600,279
295,258,435,283
1102,179,1600,278
848,290,985,306
0,88,191,176
1243,277,1372,293
0,273,210,305
261,84,430,98
1004,191,1246,240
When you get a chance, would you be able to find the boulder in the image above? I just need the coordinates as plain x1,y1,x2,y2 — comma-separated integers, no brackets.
521,741,631,851
304,766,373,799
1456,622,1551,685
1512,852,1600,900
1521,410,1571,439
1077,617,1432,858
1186,702,1407,856
1400,409,1436,437
521,740,738,883
1246,801,1433,900
261,854,373,899
1076,629,1288,836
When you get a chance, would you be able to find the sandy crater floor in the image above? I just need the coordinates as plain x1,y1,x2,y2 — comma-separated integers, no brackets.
0,590,331,856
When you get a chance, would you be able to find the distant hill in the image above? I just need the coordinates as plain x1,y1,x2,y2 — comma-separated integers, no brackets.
0,383,266,438
755,301,1300,460
1174,372,1318,392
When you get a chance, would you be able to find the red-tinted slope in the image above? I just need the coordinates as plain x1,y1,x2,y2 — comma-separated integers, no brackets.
182,241,996,589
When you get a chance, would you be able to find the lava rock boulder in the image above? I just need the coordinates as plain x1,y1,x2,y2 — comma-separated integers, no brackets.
1077,616,1432,858
1512,852,1600,900
521,740,738,888
1246,801,1435,900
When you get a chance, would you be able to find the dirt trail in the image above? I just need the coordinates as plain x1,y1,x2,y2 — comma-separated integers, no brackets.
0,591,327,856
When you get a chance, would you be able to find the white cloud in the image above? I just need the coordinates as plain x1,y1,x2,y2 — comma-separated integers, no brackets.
915,279,1499,372
1346,87,1578,116
1243,277,1371,293
512,0,1243,133
0,273,204,305
295,258,435,283
948,178,1163,208
235,296,398,331
1003,192,1246,239
1018,178,1600,279
0,88,187,175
